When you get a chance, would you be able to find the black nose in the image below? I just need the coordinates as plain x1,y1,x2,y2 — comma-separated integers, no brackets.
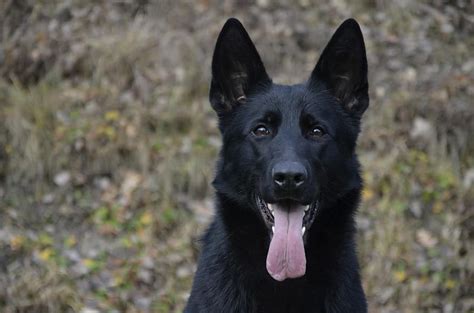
272,161,307,191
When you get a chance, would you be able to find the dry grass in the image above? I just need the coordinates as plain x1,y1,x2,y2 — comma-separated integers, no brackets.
1,263,79,313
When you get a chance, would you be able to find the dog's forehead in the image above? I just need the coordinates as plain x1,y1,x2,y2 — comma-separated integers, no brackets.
250,84,333,118
249,84,302,112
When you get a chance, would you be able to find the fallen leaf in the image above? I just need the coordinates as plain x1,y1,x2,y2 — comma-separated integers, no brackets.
416,229,438,248
10,236,25,250
393,270,407,283
105,110,120,121
39,248,54,261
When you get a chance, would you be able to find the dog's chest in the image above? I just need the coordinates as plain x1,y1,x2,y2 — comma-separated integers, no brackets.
252,284,324,313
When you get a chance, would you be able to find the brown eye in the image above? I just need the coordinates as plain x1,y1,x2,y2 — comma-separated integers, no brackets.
252,125,271,137
308,126,325,139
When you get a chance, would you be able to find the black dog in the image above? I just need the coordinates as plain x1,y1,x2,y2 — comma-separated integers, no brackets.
185,18,369,313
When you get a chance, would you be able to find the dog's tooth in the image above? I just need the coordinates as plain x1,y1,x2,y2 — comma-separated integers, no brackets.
302,226,306,235
268,204,274,213
304,205,310,212
272,226,275,233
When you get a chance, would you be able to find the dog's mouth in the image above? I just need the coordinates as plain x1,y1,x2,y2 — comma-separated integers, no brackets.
256,196,320,282
256,196,319,237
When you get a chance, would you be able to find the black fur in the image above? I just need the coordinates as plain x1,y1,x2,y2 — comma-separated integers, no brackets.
185,18,369,313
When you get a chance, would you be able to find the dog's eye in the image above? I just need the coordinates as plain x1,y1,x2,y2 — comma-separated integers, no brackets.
308,126,325,139
252,125,271,137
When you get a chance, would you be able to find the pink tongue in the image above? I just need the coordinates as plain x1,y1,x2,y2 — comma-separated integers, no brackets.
266,203,306,281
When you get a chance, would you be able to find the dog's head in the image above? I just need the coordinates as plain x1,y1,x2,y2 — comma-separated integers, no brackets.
210,18,368,281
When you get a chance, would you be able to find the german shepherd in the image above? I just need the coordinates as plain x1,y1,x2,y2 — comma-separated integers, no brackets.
185,18,369,313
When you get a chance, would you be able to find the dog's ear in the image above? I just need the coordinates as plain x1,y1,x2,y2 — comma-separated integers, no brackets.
309,19,368,118
210,18,271,115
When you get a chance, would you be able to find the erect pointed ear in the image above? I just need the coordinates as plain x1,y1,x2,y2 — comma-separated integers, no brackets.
309,19,369,117
210,18,271,115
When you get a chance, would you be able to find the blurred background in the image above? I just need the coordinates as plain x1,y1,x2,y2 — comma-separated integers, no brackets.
0,0,473,312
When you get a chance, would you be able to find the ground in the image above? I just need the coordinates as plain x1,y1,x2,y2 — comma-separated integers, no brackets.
0,0,473,312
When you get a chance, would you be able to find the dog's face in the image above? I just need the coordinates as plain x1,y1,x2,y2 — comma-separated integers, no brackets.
210,18,368,281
